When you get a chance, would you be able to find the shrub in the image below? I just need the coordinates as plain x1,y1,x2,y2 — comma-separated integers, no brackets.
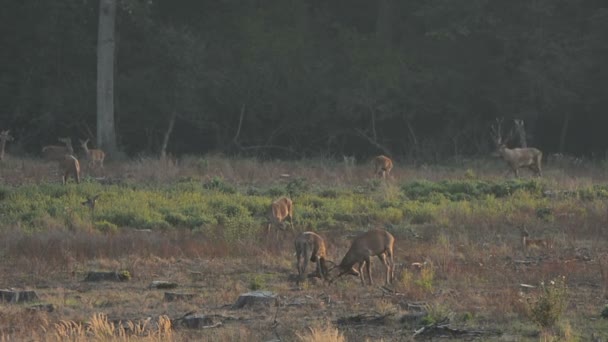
525,276,568,330
203,176,236,194
601,305,608,319
286,177,309,197
95,220,118,233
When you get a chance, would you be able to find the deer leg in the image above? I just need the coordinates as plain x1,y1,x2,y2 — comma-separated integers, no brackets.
301,247,309,280
378,253,390,285
365,257,373,286
358,261,366,286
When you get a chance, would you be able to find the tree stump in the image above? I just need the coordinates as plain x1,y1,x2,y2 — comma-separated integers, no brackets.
232,291,277,309
0,289,39,303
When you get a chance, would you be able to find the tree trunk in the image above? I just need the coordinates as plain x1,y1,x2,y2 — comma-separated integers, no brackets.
97,0,118,154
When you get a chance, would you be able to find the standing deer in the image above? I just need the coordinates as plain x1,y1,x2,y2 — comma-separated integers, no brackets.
62,154,80,185
373,155,393,179
42,137,74,161
521,228,551,254
0,130,13,161
295,231,330,281
267,196,293,233
79,138,106,170
330,228,395,286
490,118,542,177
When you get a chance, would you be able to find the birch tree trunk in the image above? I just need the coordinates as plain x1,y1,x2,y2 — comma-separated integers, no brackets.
97,0,118,153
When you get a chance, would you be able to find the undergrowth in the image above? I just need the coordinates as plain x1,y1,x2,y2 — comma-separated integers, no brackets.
0,177,605,241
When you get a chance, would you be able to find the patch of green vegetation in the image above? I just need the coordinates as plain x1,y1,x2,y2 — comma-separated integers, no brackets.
0,178,597,243
402,179,544,201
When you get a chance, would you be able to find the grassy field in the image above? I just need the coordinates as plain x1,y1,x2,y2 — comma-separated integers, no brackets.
0,155,608,341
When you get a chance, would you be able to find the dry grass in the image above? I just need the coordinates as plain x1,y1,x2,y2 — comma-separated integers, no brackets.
0,155,608,340
296,323,345,342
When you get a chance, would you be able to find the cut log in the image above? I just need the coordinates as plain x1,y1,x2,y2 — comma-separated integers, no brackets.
174,313,222,329
84,271,130,282
149,281,178,290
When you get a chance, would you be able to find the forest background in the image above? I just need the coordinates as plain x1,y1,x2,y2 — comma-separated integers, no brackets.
1,0,607,161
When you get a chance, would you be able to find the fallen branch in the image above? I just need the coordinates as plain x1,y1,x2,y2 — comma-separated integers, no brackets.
412,319,501,339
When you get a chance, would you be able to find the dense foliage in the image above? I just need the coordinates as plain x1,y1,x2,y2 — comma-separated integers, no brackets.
1,0,607,159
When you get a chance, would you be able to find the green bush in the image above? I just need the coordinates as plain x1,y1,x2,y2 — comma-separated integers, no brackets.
203,176,236,194
525,276,569,329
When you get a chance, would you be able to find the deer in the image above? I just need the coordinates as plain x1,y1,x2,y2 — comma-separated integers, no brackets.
62,154,80,185
295,231,331,281
0,130,13,161
267,196,293,233
79,138,106,170
373,155,393,179
490,118,542,177
42,137,74,161
521,228,552,254
330,228,395,286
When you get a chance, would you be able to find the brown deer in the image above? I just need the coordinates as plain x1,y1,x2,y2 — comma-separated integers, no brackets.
330,228,395,286
42,137,74,161
295,231,330,281
79,138,106,170
521,229,552,253
490,118,542,177
62,154,80,185
267,196,293,233
0,130,13,161
373,155,393,179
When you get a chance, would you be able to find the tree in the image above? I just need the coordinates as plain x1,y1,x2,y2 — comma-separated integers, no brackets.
97,0,118,153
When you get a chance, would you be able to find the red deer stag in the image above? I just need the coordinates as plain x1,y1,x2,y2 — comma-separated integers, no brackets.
490,118,542,177
42,137,74,161
373,155,393,179
331,228,395,286
62,154,80,185
295,231,330,281
267,196,293,233
0,130,13,161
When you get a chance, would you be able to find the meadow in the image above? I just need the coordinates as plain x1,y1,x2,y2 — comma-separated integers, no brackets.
0,155,607,341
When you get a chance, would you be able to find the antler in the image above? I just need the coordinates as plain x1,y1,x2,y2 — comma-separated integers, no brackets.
490,118,504,146
490,117,514,147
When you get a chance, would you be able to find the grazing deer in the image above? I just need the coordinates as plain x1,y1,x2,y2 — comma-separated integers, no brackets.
42,137,74,161
267,196,293,233
373,155,393,179
521,229,552,254
62,154,80,185
295,231,330,281
0,130,13,161
490,118,542,177
331,228,395,286
79,138,106,170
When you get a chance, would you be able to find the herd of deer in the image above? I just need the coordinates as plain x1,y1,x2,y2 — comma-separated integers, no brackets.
0,133,106,184
1,118,551,285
